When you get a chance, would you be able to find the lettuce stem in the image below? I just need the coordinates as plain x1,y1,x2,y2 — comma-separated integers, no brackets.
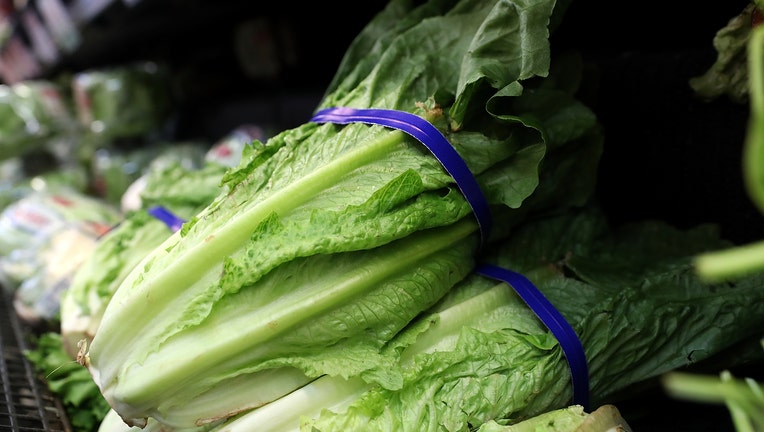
694,239,764,281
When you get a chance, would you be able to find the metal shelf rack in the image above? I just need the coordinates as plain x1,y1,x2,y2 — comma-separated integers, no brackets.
1,288,71,432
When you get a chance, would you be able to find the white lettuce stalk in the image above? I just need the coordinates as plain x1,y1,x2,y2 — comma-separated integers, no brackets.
212,279,533,432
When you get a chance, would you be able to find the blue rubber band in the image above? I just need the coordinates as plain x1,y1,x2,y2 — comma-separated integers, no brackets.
147,206,184,232
477,264,590,410
311,107,492,246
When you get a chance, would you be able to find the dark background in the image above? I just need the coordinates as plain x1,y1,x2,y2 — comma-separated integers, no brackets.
551,1,760,246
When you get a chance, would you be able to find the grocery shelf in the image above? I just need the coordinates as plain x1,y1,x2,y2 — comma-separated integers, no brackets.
1,288,71,432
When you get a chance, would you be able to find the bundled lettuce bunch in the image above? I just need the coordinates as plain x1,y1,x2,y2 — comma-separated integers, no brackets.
82,0,604,428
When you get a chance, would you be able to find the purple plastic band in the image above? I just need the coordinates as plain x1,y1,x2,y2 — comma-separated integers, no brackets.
477,263,590,410
148,206,184,232
311,107,492,246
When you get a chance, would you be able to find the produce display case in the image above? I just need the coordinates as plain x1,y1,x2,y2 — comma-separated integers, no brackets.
1,287,71,432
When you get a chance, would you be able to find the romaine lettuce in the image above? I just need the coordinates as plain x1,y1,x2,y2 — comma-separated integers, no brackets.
83,0,603,428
